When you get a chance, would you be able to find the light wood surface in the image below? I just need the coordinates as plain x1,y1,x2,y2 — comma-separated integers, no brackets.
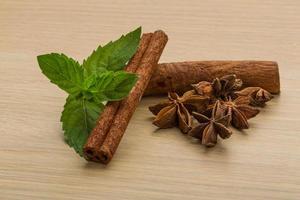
1,0,299,199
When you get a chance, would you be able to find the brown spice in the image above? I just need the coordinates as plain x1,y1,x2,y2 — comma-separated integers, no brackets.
188,101,232,147
149,73,275,148
147,72,276,149
83,33,153,161
145,61,280,95
192,74,243,102
149,90,209,114
149,89,210,134
98,30,168,164
212,74,242,99
149,92,194,133
222,97,260,129
235,87,273,107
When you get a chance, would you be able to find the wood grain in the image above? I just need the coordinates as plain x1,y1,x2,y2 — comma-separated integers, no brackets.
0,0,300,199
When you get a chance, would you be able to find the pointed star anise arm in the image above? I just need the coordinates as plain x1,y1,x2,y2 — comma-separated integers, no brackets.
188,123,207,139
211,100,226,119
255,88,273,105
168,92,180,100
236,104,260,119
192,111,210,122
148,92,181,115
235,87,273,106
149,101,172,115
152,104,177,128
201,123,218,147
235,87,261,96
212,78,222,97
177,103,192,133
231,106,249,129
214,122,232,139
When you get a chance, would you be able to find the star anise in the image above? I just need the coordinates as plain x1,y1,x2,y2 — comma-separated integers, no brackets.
149,92,209,133
192,74,242,101
212,74,243,99
235,87,273,107
149,90,209,115
188,101,232,147
222,96,260,129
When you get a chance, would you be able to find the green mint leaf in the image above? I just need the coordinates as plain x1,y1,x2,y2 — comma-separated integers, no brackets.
61,95,104,155
90,71,138,102
83,74,97,90
37,53,84,95
83,27,141,75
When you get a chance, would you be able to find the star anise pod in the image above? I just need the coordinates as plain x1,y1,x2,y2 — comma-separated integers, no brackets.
188,100,232,147
149,91,209,115
212,74,243,99
191,74,242,101
222,96,260,129
149,92,208,133
235,87,273,107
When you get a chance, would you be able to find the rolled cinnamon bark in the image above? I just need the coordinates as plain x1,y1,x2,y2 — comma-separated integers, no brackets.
83,33,153,161
98,30,168,164
145,61,280,95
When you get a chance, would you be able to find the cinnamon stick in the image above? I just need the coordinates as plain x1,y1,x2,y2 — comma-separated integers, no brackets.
98,30,168,164
145,61,280,96
83,33,153,161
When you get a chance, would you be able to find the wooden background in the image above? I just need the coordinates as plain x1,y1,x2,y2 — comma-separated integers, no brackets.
1,0,300,199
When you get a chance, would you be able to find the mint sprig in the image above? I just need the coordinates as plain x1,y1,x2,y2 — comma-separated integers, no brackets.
37,27,141,155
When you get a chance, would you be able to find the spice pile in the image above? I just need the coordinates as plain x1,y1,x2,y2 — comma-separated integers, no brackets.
149,74,273,147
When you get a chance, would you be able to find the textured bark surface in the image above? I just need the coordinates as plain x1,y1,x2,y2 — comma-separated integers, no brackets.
98,30,168,164
83,33,153,161
145,61,280,96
